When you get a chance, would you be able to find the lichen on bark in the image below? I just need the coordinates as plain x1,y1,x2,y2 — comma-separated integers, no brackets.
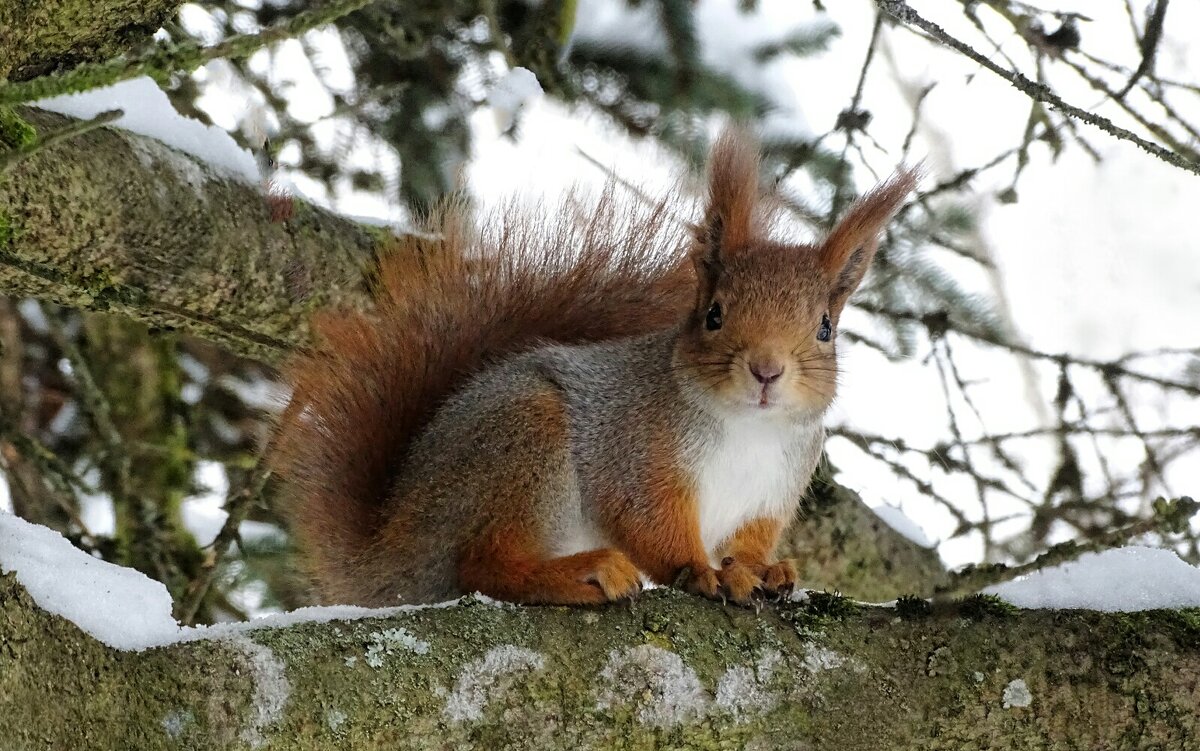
3,572,1199,750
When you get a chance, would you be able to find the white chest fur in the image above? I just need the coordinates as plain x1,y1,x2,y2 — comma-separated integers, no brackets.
692,414,816,558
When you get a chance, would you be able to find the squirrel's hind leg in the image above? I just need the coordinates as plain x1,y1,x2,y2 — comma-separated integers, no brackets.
459,529,642,605
434,371,640,605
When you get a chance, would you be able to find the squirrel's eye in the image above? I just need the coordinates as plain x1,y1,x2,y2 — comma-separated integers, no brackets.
816,313,832,342
705,302,723,331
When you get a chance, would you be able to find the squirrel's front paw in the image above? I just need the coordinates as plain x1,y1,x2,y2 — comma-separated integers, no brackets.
760,559,797,597
717,559,764,605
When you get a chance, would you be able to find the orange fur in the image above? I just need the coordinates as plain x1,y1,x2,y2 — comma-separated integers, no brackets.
718,517,797,600
720,516,785,564
597,429,713,588
458,524,642,605
700,131,761,249
820,168,921,278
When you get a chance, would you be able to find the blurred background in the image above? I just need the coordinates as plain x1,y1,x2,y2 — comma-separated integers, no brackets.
2,0,1197,623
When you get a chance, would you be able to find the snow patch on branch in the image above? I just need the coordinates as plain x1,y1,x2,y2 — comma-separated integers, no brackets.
0,511,181,650
870,503,936,548
0,511,462,650
596,644,711,727
984,546,1200,612
35,77,260,184
443,645,547,722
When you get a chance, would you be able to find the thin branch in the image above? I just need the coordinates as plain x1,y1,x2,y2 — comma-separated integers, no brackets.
828,12,884,228
40,305,133,509
874,0,1200,177
1115,0,1168,100
176,449,275,625
0,109,123,173
853,301,1200,397
945,496,1199,594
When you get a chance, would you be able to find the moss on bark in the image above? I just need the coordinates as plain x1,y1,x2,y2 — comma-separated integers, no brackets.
0,0,181,82
3,573,1199,750
0,108,377,363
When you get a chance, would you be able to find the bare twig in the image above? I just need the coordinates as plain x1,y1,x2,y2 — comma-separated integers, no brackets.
1115,0,1169,100
874,0,1200,177
177,449,275,625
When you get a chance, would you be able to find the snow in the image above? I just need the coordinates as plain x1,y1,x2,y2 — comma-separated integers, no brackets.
177,600,456,644
871,504,936,549
35,76,260,183
0,508,465,649
984,546,1200,612
487,67,543,132
443,645,547,722
0,511,182,650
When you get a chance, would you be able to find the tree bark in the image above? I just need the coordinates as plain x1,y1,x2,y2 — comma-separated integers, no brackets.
785,465,948,601
2,573,1198,750
0,0,181,82
0,108,377,363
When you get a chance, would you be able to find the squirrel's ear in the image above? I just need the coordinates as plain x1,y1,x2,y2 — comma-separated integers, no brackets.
693,128,761,272
821,167,920,314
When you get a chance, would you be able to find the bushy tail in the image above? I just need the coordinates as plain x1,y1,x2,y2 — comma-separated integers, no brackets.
271,192,694,599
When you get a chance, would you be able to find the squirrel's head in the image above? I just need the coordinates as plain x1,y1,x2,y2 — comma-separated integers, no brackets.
674,129,918,417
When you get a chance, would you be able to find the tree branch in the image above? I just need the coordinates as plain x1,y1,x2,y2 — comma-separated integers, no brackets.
3,574,1200,749
0,0,181,82
0,108,378,363
0,0,376,105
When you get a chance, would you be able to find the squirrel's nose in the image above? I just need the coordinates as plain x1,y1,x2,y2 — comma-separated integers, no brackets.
749,359,784,385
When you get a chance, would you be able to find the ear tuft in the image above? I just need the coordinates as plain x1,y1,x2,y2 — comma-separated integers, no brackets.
821,166,921,312
694,128,762,262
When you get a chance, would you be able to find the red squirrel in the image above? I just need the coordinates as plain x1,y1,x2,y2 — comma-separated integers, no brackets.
273,130,917,607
